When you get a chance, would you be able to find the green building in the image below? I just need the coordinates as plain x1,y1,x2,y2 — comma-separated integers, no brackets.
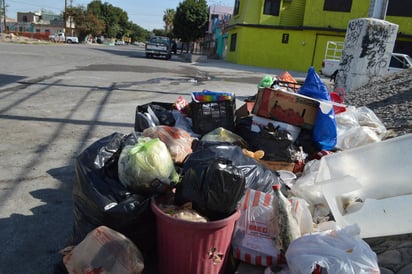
226,0,412,73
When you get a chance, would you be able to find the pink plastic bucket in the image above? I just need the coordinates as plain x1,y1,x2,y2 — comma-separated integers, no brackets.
151,198,240,274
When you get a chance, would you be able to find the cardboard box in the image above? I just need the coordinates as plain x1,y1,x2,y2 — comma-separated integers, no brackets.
252,87,319,129
258,160,295,172
250,115,301,141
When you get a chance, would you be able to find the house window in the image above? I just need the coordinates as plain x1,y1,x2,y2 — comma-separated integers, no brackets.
234,0,240,15
230,33,237,51
387,0,412,17
23,16,28,22
45,29,50,33
263,0,281,16
323,0,352,12
36,29,40,33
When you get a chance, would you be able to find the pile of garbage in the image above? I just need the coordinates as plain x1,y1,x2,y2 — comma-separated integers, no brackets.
60,66,411,274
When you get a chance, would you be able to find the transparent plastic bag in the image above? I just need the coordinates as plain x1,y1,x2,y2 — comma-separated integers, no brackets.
285,224,379,274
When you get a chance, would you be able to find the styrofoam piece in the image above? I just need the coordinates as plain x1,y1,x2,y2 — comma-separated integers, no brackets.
314,134,412,238
322,176,412,238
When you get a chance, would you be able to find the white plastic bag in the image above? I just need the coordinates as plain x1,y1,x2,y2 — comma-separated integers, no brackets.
285,224,380,274
336,106,387,150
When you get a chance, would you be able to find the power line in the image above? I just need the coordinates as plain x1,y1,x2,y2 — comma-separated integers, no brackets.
7,0,63,12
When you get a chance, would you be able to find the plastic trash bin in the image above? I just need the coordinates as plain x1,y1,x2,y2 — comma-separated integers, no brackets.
151,198,240,274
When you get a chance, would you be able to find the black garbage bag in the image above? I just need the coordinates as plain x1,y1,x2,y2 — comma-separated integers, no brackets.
175,144,280,220
235,116,300,162
135,102,176,132
70,132,156,260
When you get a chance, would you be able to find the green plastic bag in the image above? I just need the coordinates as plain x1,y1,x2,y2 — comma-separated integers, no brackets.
118,137,179,193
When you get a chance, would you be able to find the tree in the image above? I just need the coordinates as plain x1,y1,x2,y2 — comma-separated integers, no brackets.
65,6,105,41
152,29,168,37
173,0,208,52
163,8,175,33
87,0,129,38
128,22,151,42
64,0,151,43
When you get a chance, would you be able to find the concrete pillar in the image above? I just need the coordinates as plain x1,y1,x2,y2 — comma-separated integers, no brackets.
368,0,389,19
335,18,398,93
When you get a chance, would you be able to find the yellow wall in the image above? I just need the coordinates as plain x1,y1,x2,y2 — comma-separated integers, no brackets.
231,0,264,25
227,26,345,73
226,0,412,72
386,15,412,35
303,0,370,29
280,0,305,26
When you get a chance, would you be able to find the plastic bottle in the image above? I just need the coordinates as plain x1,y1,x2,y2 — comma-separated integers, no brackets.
272,184,301,253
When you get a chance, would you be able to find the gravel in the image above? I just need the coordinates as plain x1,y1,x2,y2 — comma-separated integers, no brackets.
344,68,412,137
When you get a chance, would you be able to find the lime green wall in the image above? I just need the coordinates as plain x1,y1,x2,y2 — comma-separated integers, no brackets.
386,16,412,35
227,26,345,73
280,0,305,26
226,0,412,72
303,0,370,29
231,0,264,24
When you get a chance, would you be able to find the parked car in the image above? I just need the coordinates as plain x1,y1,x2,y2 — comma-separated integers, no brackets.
115,40,125,45
145,36,172,60
96,36,104,44
388,53,412,73
49,32,79,44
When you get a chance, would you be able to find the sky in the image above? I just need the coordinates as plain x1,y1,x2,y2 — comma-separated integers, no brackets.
4,0,235,30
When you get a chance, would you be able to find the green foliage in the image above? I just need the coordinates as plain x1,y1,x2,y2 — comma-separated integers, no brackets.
173,0,208,43
152,29,168,37
66,6,105,41
163,8,175,33
84,0,150,42
62,0,170,43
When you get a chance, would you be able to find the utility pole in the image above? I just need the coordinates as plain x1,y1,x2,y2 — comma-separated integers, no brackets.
0,0,2,33
1,0,6,33
64,0,67,34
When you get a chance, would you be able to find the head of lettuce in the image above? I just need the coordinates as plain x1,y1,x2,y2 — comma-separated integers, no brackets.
118,137,180,194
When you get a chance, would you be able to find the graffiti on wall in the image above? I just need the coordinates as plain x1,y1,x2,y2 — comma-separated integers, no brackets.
336,19,365,87
336,19,398,91
359,24,397,75
346,19,365,48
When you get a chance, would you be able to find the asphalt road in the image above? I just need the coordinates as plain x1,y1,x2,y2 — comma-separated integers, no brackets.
0,42,309,274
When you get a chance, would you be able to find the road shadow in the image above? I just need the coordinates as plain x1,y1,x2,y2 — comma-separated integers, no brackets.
0,74,26,87
0,173,73,274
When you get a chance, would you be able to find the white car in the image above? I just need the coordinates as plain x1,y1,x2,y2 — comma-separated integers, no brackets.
115,40,125,45
388,53,412,74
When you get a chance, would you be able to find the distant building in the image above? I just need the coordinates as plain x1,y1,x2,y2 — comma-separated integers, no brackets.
205,5,233,59
7,10,75,39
